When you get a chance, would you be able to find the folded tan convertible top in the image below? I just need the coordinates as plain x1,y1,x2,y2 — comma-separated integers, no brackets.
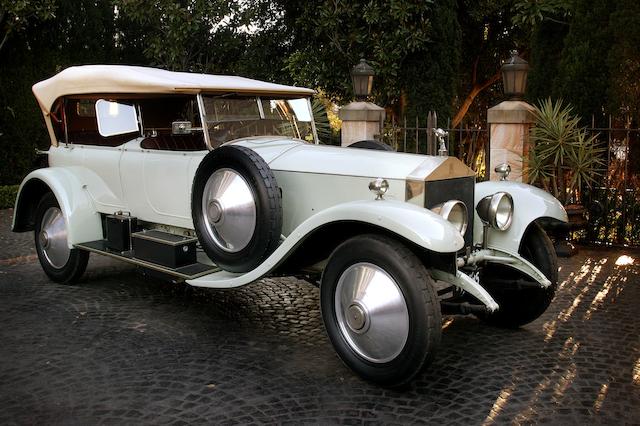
32,65,315,113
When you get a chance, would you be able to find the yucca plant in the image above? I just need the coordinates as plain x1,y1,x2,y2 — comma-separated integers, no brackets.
310,97,332,143
526,98,606,205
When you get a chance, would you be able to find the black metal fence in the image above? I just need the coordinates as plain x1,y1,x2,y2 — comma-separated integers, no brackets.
580,117,640,247
381,112,489,180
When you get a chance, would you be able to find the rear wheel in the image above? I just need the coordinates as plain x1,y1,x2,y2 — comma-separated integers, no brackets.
320,234,441,387
478,222,558,328
34,192,89,284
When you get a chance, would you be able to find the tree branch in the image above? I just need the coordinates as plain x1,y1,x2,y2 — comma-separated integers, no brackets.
471,54,480,85
0,31,10,56
544,16,569,25
451,71,501,127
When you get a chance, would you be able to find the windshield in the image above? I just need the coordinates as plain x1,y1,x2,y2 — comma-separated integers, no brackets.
201,95,316,147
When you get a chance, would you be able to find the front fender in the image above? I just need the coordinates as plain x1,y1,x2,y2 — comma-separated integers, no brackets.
13,168,102,248
296,199,465,253
474,181,567,253
188,199,464,288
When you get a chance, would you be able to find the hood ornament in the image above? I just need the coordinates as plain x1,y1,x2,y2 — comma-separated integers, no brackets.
433,128,449,156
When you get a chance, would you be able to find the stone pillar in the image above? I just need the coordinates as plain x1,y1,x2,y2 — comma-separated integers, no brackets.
487,101,535,181
338,101,386,146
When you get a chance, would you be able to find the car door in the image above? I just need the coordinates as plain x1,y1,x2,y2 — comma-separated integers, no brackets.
119,143,205,229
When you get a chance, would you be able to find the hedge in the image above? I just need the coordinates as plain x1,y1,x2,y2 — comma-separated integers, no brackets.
0,185,19,209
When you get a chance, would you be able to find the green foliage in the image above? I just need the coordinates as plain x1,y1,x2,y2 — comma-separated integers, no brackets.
401,0,460,121
282,1,437,105
607,0,640,119
525,19,568,104
512,0,571,27
0,0,123,185
0,0,56,53
527,99,607,204
0,185,18,209
524,0,640,126
453,0,526,124
554,0,613,124
115,0,237,72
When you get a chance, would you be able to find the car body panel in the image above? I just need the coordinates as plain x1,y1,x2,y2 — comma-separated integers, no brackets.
49,144,128,211
13,168,103,247
473,180,568,252
119,141,204,229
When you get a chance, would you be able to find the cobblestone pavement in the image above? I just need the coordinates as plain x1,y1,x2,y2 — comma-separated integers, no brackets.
1,208,639,424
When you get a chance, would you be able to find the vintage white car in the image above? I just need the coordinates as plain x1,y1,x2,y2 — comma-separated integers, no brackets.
13,65,567,386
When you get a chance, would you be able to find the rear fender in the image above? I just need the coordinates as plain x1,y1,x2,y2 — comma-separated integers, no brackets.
13,168,102,248
474,181,567,253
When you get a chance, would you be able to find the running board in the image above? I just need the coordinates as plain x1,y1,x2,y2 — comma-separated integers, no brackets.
75,240,219,280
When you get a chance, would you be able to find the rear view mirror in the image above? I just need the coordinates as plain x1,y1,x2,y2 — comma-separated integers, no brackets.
95,99,139,137
172,121,193,135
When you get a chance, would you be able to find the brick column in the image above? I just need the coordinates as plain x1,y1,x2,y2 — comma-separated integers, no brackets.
487,101,535,181
339,102,386,147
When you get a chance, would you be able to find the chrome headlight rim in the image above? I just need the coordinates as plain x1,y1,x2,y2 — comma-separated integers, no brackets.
432,200,468,236
477,192,513,231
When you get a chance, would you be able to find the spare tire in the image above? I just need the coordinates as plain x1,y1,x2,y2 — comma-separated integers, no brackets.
348,140,394,151
191,145,282,272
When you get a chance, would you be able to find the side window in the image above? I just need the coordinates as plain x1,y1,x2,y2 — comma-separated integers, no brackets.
64,98,140,147
139,96,206,151
95,99,139,137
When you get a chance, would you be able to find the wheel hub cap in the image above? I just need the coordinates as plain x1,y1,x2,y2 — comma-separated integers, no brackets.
207,200,223,223
39,207,70,269
346,303,368,333
335,263,409,363
202,168,257,253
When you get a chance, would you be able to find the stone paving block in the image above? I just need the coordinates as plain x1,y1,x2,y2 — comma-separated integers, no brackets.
1,208,639,424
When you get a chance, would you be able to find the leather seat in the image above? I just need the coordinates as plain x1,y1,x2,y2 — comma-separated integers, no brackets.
140,133,206,151
68,131,138,147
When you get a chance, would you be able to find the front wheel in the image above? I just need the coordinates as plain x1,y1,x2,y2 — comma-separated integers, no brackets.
478,222,558,328
320,234,441,387
34,192,89,284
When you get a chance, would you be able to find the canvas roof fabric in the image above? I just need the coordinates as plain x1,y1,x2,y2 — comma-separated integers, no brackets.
32,65,315,113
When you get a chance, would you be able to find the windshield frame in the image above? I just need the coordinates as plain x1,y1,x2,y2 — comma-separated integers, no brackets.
196,93,318,150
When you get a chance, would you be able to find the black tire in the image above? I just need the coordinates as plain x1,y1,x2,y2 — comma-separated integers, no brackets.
478,222,558,328
348,140,394,151
320,234,441,387
34,192,89,284
191,145,282,273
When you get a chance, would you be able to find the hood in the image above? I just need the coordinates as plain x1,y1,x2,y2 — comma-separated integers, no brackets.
233,138,475,181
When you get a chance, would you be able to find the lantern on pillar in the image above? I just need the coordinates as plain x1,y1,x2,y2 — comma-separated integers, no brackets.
501,50,529,100
350,59,375,100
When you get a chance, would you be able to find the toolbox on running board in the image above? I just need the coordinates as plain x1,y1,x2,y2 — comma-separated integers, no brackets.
105,212,137,252
131,229,197,268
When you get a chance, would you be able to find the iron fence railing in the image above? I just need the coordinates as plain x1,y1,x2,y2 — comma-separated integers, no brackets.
379,112,638,247
381,112,489,181
579,117,639,247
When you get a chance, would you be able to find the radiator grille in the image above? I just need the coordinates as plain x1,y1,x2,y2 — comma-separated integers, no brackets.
424,176,475,247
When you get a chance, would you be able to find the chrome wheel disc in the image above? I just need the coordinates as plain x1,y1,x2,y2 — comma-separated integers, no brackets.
335,262,409,363
39,207,70,269
202,168,257,253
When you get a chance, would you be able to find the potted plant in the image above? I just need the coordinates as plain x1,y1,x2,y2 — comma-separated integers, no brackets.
526,98,606,256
